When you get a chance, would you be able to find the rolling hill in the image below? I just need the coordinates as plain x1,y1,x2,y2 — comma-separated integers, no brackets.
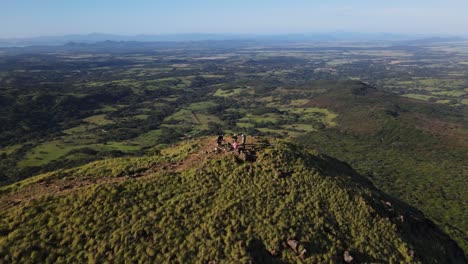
0,137,465,263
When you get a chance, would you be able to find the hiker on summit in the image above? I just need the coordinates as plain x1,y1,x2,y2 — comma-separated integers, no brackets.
232,141,239,153
241,134,246,149
216,135,224,146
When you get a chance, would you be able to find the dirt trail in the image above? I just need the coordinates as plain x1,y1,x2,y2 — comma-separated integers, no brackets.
0,177,125,211
0,136,260,211
164,136,258,172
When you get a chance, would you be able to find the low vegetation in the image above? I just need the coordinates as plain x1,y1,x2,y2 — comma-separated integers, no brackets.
0,40,466,257
0,139,464,263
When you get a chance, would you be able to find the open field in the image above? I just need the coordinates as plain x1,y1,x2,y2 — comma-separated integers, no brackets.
1,39,467,177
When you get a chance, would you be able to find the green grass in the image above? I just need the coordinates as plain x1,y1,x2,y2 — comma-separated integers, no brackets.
326,59,353,66
63,124,97,135
128,129,163,147
417,78,465,87
0,139,460,263
144,84,161,91
133,114,149,120
347,50,412,57
401,94,433,101
186,101,218,112
18,138,141,168
239,113,283,125
195,114,224,130
0,144,23,155
18,140,82,167
288,99,309,107
214,88,243,97
83,114,115,125
200,74,226,78
283,107,338,127
163,95,180,102
431,90,466,97
236,122,255,128
0,171,56,195
436,99,451,104
257,96,275,103
85,79,142,88
98,105,118,112
164,109,198,124
163,107,223,131
103,142,141,152
283,123,317,132
257,128,301,137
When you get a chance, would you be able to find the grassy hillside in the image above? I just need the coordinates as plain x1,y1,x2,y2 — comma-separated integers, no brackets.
0,138,464,263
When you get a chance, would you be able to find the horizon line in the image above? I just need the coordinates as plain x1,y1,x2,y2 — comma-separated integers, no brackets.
1,31,467,40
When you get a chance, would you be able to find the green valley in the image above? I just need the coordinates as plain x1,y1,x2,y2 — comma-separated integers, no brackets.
0,39,467,260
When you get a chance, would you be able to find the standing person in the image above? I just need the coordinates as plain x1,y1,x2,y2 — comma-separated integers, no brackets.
216,135,224,147
232,141,239,152
232,134,238,143
241,133,246,149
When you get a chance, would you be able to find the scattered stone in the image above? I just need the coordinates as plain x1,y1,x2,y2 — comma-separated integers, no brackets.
274,169,283,178
275,169,293,178
208,260,216,264
60,184,73,190
287,239,298,253
299,248,307,258
344,251,353,263
268,248,278,256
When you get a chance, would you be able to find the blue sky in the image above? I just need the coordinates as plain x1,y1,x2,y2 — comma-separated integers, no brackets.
1,0,467,37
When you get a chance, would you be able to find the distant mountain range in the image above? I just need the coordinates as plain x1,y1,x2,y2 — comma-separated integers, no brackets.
0,32,465,47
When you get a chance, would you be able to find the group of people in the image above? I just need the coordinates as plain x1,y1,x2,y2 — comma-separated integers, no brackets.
216,133,246,153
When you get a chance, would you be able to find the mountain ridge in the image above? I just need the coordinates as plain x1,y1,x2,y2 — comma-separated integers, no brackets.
0,137,465,263
0,33,465,47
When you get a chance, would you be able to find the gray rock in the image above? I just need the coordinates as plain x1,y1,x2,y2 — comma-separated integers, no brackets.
344,251,354,263
287,239,298,253
300,248,307,258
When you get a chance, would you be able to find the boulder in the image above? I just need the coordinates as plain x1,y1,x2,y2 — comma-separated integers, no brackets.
299,248,307,258
344,251,353,263
287,239,298,253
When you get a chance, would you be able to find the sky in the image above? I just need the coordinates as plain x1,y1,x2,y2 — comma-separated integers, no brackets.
1,0,468,38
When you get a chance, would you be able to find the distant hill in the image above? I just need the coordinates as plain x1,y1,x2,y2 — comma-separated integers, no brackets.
0,137,465,263
0,32,465,47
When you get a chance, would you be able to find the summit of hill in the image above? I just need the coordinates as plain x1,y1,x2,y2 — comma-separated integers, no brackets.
0,137,465,263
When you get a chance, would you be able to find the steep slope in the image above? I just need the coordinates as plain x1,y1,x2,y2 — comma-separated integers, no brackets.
296,82,468,252
0,137,465,263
